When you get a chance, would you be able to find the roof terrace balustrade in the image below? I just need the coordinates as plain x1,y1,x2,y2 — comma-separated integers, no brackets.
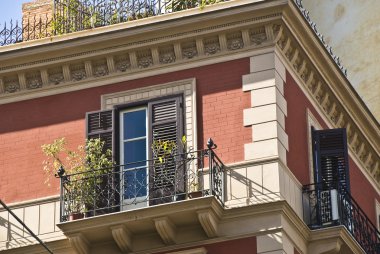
0,0,230,47
302,182,380,254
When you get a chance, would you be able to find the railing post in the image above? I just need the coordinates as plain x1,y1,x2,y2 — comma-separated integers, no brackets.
56,166,65,222
207,138,214,195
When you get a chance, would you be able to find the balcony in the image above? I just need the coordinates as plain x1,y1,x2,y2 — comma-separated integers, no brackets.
303,182,380,254
57,142,225,222
0,0,230,47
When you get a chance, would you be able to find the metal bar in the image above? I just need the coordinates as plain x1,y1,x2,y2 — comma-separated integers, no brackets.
0,199,54,254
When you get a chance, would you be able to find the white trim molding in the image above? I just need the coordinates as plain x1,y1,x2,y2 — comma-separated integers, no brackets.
102,78,197,153
306,109,322,185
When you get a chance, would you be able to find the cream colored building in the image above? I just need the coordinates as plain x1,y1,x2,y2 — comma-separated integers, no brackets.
303,0,380,122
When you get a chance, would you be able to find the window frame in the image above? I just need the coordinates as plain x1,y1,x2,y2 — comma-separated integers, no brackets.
115,94,185,209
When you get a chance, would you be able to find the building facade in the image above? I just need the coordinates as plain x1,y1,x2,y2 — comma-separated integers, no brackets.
0,0,379,253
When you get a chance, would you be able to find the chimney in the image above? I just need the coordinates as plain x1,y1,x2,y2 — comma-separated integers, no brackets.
22,0,53,40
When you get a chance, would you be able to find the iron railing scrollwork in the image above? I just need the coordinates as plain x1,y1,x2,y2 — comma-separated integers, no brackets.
57,140,225,222
303,182,380,254
0,0,228,47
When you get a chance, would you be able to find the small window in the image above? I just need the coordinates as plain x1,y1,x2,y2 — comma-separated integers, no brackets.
312,128,350,192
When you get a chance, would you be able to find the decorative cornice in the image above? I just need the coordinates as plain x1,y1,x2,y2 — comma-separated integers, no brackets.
0,13,280,104
274,23,380,188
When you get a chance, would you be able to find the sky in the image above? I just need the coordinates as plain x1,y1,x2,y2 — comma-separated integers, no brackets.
0,0,31,26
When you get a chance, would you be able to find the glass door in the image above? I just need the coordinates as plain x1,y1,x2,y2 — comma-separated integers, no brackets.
120,108,148,210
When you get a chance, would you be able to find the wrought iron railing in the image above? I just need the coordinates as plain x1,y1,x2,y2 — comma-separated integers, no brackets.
303,182,380,254
0,0,227,47
57,140,225,222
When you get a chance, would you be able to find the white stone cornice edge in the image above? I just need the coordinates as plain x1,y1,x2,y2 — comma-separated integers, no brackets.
0,13,281,103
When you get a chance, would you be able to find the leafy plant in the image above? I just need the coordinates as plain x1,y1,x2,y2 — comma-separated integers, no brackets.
151,135,187,164
41,137,113,214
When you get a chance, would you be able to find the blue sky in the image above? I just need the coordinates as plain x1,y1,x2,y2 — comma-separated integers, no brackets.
0,0,31,26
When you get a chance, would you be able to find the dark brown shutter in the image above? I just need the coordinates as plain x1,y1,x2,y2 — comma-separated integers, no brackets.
148,96,184,205
312,128,350,192
86,109,114,159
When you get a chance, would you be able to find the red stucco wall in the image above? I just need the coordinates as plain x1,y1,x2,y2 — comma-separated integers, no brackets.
285,71,380,225
0,59,251,203
154,236,257,254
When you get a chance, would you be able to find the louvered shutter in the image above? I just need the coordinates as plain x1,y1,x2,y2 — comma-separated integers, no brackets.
86,109,114,159
312,128,350,192
85,109,117,214
148,96,184,205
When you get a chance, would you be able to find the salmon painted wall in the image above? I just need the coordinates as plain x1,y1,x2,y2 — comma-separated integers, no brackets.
0,59,251,203
154,236,257,254
285,71,380,225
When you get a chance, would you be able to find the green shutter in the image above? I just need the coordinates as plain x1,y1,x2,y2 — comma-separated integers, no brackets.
312,128,350,192
148,96,184,204
86,109,114,159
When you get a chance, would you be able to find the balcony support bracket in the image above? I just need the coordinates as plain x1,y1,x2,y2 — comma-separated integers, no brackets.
197,209,219,238
111,225,132,253
154,216,177,245
69,233,90,254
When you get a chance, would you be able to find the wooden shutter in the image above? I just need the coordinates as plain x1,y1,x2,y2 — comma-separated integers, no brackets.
148,96,184,204
86,109,114,158
312,128,350,192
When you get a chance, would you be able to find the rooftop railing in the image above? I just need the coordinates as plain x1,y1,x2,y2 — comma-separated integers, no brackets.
303,182,380,254
57,140,225,222
0,0,228,47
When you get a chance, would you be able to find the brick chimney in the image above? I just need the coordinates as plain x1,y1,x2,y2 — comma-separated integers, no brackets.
22,0,53,40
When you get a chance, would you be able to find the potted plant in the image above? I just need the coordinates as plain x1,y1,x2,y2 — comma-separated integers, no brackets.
41,137,113,220
188,182,202,198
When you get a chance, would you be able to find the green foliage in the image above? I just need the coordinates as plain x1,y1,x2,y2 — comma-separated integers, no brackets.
41,137,113,213
152,139,178,164
199,0,222,9
151,135,187,164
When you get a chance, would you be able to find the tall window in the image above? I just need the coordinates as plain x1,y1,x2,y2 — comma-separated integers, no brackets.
86,95,184,210
120,108,148,209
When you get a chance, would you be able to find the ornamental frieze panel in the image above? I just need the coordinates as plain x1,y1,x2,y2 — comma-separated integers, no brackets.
203,36,221,55
115,54,131,72
48,67,65,85
3,76,20,93
70,63,87,81
182,41,197,59
93,59,109,77
226,31,244,51
159,46,176,64
26,71,43,89
137,50,153,69
249,27,267,46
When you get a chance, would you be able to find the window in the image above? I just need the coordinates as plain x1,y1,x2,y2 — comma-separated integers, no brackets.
120,108,148,209
311,128,350,225
312,128,350,191
86,95,184,210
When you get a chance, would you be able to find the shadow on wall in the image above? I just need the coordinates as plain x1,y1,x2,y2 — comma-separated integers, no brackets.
0,216,34,249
